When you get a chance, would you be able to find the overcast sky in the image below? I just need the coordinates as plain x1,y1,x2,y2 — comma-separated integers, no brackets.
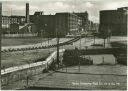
1,0,128,23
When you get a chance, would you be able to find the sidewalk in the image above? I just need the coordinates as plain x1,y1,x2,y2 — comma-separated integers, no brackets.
29,65,126,90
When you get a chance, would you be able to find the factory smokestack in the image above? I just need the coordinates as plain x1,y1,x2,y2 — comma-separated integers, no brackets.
26,3,29,23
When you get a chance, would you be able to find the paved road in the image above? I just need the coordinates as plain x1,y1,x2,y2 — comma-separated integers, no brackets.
31,65,126,90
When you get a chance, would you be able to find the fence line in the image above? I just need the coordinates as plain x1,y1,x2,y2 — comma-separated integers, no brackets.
1,37,80,52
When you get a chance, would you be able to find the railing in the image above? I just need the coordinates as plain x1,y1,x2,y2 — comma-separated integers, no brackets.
1,37,80,52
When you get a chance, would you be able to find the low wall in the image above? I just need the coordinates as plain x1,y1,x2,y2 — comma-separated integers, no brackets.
2,65,43,86
63,47,126,65
1,49,65,88
2,33,38,38
65,47,126,55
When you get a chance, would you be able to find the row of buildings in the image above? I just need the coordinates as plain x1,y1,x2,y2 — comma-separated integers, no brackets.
1,3,98,37
1,11,98,37
2,16,26,34
30,12,85,37
1,3,127,37
29,9,98,37
99,7,128,36
30,11,98,37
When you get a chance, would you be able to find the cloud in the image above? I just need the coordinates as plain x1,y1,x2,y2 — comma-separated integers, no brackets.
1,0,128,23
9,4,25,10
29,1,75,14
55,2,64,7
89,15,99,23
102,1,128,10
30,6,38,10
50,2,70,10
85,2,94,8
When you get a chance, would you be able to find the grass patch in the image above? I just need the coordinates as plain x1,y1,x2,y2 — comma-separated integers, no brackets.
2,37,50,46
1,49,53,69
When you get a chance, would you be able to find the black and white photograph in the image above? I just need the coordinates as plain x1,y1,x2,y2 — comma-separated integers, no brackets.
0,0,127,90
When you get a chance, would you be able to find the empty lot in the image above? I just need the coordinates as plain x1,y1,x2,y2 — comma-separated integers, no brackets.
1,49,53,69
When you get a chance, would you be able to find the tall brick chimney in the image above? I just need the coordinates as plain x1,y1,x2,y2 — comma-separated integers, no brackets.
26,3,29,23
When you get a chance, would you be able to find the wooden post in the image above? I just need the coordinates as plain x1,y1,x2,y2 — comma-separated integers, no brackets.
94,35,95,44
104,38,105,48
26,76,29,87
78,61,80,72
66,66,67,72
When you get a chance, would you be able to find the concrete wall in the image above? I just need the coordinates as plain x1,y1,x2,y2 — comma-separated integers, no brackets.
1,65,43,86
1,49,65,87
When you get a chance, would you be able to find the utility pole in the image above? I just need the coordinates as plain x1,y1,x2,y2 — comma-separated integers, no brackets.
80,33,82,49
78,59,80,72
78,33,81,72
56,30,60,68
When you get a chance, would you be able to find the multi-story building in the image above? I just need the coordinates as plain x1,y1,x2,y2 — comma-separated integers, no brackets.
1,3,29,34
99,7,128,36
90,22,99,33
30,12,56,37
30,12,82,37
74,11,89,31
2,15,25,34
55,12,82,36
2,16,25,26
34,11,44,16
